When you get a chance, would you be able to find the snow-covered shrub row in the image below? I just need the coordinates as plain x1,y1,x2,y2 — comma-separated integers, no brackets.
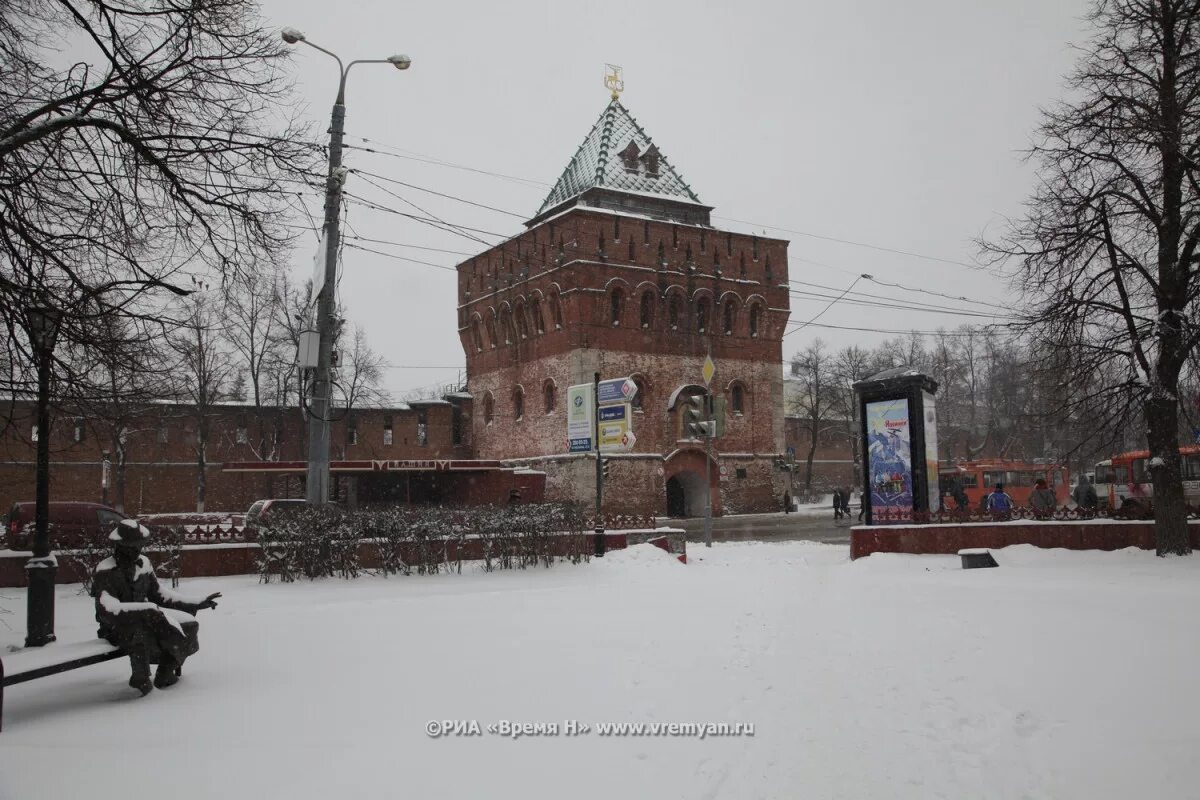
256,504,591,583
56,525,186,593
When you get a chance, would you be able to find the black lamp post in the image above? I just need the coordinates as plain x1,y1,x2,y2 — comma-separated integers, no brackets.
25,301,62,647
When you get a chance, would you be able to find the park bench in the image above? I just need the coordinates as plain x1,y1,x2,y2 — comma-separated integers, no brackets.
0,639,123,732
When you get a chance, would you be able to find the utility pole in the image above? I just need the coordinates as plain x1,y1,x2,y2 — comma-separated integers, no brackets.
593,371,605,556
304,93,344,506
280,29,410,506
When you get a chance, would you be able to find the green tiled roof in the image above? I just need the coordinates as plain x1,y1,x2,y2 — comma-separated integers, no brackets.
536,99,703,216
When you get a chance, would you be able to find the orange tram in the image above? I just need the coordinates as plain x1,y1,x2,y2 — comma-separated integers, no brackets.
937,460,1070,510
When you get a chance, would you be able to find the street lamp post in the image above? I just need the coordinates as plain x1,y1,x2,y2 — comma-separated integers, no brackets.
281,28,410,505
101,449,111,506
25,301,63,647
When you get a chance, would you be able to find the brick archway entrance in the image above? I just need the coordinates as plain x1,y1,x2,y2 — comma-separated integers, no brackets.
664,448,721,517
666,471,707,517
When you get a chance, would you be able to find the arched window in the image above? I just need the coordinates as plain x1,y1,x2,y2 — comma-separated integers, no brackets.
723,300,736,335
610,288,624,326
486,315,498,348
543,381,556,414
749,304,762,338
531,297,545,334
550,292,563,329
500,309,515,344
668,295,682,330
639,291,654,328
471,318,483,352
513,387,524,421
515,305,529,339
696,297,710,333
483,393,495,425
731,383,746,415
631,376,648,412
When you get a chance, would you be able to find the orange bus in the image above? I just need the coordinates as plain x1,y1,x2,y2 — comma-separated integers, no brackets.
938,460,1070,510
1105,445,1200,512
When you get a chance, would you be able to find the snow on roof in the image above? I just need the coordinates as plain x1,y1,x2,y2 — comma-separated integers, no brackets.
536,99,702,216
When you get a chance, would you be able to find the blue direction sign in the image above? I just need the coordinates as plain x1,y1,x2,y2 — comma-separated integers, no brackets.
599,405,627,422
597,376,638,405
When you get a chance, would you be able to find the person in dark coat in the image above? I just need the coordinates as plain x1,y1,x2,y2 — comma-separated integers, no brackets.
1030,478,1057,519
953,480,970,511
1073,475,1100,513
837,486,852,518
832,488,844,520
91,519,221,695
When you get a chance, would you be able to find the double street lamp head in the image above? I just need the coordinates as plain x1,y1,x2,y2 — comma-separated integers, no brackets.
280,28,411,70
26,303,62,353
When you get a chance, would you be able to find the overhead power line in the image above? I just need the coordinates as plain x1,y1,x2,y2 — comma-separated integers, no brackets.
350,168,528,219
786,276,864,337
343,140,548,189
341,131,993,274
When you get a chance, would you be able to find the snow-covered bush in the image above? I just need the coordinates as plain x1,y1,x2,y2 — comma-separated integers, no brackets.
256,504,589,583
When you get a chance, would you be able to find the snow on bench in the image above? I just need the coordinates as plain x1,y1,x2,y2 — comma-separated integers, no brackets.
1,639,123,732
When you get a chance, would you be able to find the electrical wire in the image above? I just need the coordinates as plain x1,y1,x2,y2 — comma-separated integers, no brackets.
341,131,998,275
785,276,864,336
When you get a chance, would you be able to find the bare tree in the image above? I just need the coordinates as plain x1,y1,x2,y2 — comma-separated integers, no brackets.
790,339,835,500
339,324,390,412
168,295,234,512
0,0,315,407
62,313,172,511
988,0,1200,554
227,268,291,459
829,344,872,479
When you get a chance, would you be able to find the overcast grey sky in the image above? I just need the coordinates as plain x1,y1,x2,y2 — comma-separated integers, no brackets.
257,0,1093,398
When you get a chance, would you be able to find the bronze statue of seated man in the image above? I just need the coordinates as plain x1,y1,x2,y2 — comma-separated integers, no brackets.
90,520,222,695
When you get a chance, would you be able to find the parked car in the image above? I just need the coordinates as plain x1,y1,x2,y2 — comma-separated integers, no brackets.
244,498,309,536
3,501,126,550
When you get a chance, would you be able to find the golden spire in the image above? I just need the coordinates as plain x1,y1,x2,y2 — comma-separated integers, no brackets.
604,64,624,101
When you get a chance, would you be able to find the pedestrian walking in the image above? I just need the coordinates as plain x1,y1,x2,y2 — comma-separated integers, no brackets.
986,483,1015,520
837,486,852,518
1073,475,1099,515
832,488,843,520
1030,478,1057,519
953,479,969,511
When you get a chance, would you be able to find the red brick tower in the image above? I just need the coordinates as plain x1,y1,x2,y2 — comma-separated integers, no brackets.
456,97,791,515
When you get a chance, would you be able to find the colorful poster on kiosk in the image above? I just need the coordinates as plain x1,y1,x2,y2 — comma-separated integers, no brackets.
866,398,913,520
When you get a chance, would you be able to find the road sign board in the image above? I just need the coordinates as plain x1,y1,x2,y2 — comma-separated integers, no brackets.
597,376,638,405
567,383,595,452
702,354,716,386
598,403,634,452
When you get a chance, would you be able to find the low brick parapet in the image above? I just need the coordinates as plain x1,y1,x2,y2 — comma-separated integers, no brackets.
0,527,687,587
850,519,1200,560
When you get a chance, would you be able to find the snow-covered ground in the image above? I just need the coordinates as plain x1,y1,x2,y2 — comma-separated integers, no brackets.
2,542,1198,799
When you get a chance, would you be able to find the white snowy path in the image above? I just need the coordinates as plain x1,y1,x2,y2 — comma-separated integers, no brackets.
2,542,1198,799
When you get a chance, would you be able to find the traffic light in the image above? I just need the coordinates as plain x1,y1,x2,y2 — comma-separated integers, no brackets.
711,396,726,438
601,457,611,480
683,393,713,438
